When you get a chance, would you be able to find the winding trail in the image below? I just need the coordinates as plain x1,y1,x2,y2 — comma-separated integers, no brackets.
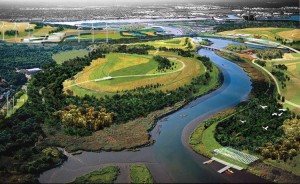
252,59,300,108
64,59,186,88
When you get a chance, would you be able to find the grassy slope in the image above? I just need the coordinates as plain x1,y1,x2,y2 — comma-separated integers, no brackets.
72,166,119,184
130,164,154,184
64,51,201,97
265,56,300,111
52,49,89,64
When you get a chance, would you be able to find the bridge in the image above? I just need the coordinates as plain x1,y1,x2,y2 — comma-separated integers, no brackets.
197,45,233,54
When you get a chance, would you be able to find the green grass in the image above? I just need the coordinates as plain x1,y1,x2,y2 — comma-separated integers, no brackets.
80,32,128,39
88,53,153,79
52,49,89,64
296,64,300,74
7,94,28,117
65,45,218,99
72,166,119,184
139,38,187,49
110,59,157,76
292,53,300,57
130,164,154,184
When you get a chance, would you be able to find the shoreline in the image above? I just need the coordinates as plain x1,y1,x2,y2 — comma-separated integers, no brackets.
39,56,223,154
187,49,300,183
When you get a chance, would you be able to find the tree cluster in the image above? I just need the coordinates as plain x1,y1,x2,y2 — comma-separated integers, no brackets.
197,56,213,72
153,55,173,71
4,30,18,36
255,60,266,67
260,118,300,161
49,26,64,34
56,104,114,131
178,49,194,57
256,49,283,60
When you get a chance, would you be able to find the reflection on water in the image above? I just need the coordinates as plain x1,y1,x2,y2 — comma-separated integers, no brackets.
39,38,267,183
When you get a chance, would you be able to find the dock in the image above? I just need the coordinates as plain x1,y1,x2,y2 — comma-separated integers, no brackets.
218,165,231,173
212,157,243,171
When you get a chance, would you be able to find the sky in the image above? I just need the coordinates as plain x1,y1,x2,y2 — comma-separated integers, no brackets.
0,0,298,7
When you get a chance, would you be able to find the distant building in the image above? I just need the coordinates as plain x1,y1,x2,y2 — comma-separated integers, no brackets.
242,14,256,21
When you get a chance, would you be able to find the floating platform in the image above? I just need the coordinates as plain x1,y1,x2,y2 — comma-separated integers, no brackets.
218,165,231,173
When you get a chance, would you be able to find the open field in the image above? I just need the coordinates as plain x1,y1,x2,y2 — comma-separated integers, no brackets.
265,56,300,111
1,21,36,42
130,164,154,184
72,166,119,183
64,51,203,97
138,37,194,49
80,30,129,39
52,49,89,64
219,27,299,42
1,22,62,42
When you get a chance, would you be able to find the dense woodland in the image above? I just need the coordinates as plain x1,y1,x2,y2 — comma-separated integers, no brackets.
215,94,299,162
212,49,299,163
0,44,85,106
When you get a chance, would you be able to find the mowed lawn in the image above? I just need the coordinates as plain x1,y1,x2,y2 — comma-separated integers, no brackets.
52,49,89,64
64,51,203,97
219,27,299,42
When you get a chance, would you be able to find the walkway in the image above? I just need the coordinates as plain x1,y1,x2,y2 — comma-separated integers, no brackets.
252,59,300,108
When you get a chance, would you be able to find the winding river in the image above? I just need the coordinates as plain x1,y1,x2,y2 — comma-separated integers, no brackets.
39,38,268,183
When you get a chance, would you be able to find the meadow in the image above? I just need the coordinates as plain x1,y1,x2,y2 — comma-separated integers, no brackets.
52,49,89,64
1,22,58,42
265,54,300,112
219,27,300,42
138,37,195,49
64,51,203,97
